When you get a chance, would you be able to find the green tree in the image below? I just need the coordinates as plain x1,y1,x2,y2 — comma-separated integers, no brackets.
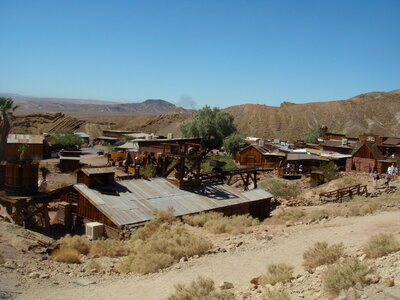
303,124,323,144
50,131,83,148
223,133,244,154
180,106,237,151
0,97,18,161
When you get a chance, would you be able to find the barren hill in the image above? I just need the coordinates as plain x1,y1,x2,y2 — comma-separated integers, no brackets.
225,89,400,139
9,89,400,139
1,93,192,116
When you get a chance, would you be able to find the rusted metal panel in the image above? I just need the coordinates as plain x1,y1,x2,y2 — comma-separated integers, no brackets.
73,178,272,227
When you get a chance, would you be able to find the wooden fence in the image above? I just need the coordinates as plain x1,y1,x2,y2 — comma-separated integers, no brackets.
319,184,368,203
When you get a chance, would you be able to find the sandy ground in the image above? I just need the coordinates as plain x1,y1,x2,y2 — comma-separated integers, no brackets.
6,210,399,300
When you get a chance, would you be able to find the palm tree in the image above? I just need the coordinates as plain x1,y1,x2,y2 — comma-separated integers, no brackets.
0,97,18,162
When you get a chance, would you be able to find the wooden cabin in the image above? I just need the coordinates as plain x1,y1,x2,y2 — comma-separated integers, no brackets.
346,143,389,173
59,156,81,173
74,132,90,145
234,145,285,169
5,134,50,160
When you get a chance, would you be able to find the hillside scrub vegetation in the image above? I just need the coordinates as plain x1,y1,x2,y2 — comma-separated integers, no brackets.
117,210,212,274
183,211,259,234
322,257,370,296
260,180,302,200
168,276,235,300
362,233,400,258
303,124,323,144
89,239,129,257
264,289,291,300
59,234,90,255
303,241,345,272
259,263,294,286
51,248,81,263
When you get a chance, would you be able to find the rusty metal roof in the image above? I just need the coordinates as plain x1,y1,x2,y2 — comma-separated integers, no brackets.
286,153,329,162
7,134,45,144
73,178,272,227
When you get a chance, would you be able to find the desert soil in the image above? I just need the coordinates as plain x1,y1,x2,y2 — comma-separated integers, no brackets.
1,209,399,300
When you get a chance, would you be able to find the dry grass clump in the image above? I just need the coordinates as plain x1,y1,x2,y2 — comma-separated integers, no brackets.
86,259,103,272
182,211,222,227
89,239,129,257
303,241,345,272
51,247,81,263
117,216,212,274
168,276,235,300
183,212,259,235
322,257,370,296
264,208,306,225
362,233,400,258
265,289,291,300
259,263,294,286
59,234,90,255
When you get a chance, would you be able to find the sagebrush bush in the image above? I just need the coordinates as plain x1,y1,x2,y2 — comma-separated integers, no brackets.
86,259,103,272
322,257,370,296
303,241,345,272
362,233,400,258
266,180,301,199
265,289,291,300
168,276,235,300
183,212,259,235
51,247,81,263
59,234,90,255
89,239,129,257
264,209,306,225
182,211,222,227
117,220,212,274
259,263,294,286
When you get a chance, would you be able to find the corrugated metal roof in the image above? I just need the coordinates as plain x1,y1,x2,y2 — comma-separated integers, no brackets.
74,132,90,138
7,134,45,144
73,178,272,227
287,153,329,162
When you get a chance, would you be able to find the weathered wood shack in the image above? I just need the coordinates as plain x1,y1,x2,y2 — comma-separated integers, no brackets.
235,145,285,168
58,168,272,238
5,134,50,160
346,143,389,173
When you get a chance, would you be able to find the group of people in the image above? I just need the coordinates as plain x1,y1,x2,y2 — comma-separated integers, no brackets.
286,163,304,174
373,163,399,187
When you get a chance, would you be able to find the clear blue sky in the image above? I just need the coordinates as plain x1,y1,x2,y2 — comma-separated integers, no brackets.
1,0,399,108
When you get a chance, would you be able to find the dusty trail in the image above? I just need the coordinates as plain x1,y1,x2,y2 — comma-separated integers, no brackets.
14,210,400,300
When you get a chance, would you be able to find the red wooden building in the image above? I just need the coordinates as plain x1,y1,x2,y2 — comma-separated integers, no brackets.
346,143,390,174
234,145,285,168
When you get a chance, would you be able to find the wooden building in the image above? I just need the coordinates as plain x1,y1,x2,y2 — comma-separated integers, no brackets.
59,156,81,173
74,132,90,144
346,143,389,173
102,130,138,138
57,167,272,238
234,145,285,168
5,134,50,160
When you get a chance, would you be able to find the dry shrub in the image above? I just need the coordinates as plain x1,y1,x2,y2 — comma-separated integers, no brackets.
359,202,381,215
182,211,222,227
59,234,90,255
259,263,294,286
89,239,129,257
184,212,259,235
345,206,361,217
117,218,212,274
322,257,370,296
86,259,103,272
265,289,291,300
264,209,306,225
205,214,259,234
168,276,235,300
303,241,345,272
362,233,400,258
0,252,5,264
266,180,301,200
51,247,81,263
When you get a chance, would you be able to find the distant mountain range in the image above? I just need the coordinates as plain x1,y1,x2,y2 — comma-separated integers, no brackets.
0,93,193,115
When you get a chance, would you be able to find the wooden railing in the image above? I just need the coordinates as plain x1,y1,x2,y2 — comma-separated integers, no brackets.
319,184,368,203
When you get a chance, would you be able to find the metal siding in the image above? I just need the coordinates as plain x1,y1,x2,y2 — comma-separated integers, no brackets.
74,178,272,227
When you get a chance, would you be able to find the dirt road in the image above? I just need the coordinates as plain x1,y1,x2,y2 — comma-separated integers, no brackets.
12,210,400,300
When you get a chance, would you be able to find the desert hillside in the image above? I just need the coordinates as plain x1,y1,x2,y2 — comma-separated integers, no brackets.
9,89,400,139
225,89,400,139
